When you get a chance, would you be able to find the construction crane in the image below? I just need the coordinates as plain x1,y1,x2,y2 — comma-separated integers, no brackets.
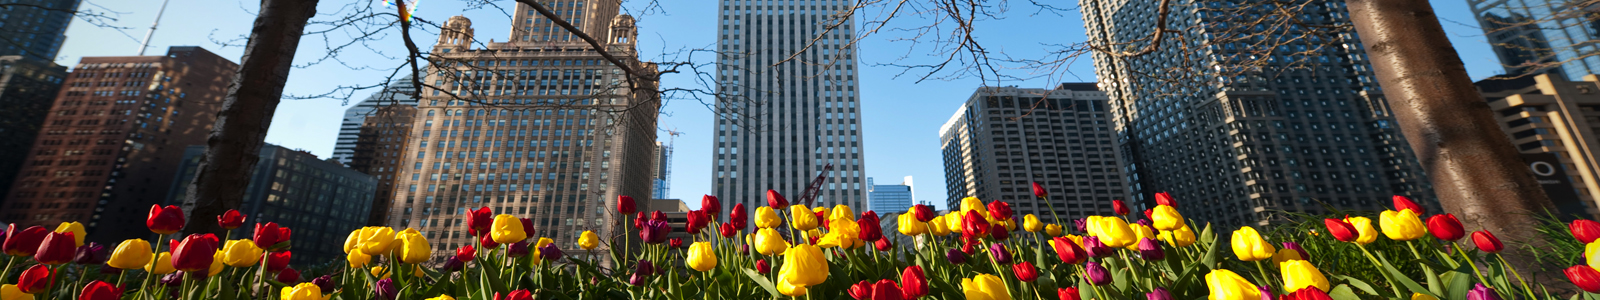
799,163,833,206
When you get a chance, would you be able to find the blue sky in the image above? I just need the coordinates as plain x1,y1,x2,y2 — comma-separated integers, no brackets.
56,0,1503,211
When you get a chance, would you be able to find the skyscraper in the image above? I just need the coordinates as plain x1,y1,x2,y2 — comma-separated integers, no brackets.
866,176,913,213
0,0,80,60
388,5,658,252
939,85,1127,221
0,56,67,202
0,46,236,244
351,105,416,225
652,141,669,199
1469,0,1600,78
333,76,417,165
713,0,868,218
1475,74,1600,218
1081,1,1434,227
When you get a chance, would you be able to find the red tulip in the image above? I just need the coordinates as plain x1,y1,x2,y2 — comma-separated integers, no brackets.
1013,261,1039,282
1155,192,1176,207
668,238,683,249
766,189,789,208
267,251,291,272
961,210,990,238
499,290,534,300
1393,195,1424,215
718,223,738,238
1566,265,1600,293
701,195,722,220
859,211,883,241
17,264,49,293
455,245,476,262
480,234,500,249
987,201,1014,221
632,212,645,229
520,218,535,238
651,211,667,222
1058,287,1081,300
1324,218,1358,243
147,204,184,234
1573,219,1600,243
1143,209,1154,221
617,195,637,215
277,267,301,284
848,280,873,300
79,280,122,300
1427,213,1465,241
217,209,245,230
874,237,893,251
818,210,831,230
1031,182,1048,198
871,279,904,300
755,259,771,274
33,231,74,265
1052,236,1088,264
1282,288,1334,300
253,222,286,249
1112,200,1130,215
912,204,935,222
172,233,219,272
686,210,708,234
2,225,47,257
466,207,493,237
900,266,928,299
728,203,748,229
1472,231,1504,253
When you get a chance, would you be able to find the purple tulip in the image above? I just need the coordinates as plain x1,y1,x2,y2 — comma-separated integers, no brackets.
740,244,750,255
539,242,564,261
1084,236,1113,257
441,258,464,272
507,241,530,258
99,263,121,275
1074,218,1088,233
988,243,1012,264
629,261,655,286
1258,286,1274,300
992,227,1010,240
946,249,968,264
1137,238,1164,260
375,278,398,300
1468,284,1500,300
642,220,670,244
161,272,185,286
1281,242,1309,260
74,242,106,265
1136,219,1152,227
1147,287,1173,300
312,275,334,292
1085,262,1111,285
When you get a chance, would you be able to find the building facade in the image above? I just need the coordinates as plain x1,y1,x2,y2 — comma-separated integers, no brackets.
713,0,869,221
351,105,416,225
652,141,669,199
0,56,66,201
387,7,659,252
939,85,1128,221
1,46,235,244
1081,0,1435,227
333,76,418,164
1469,0,1600,78
1476,74,1600,218
866,176,913,213
167,145,377,265
0,0,80,60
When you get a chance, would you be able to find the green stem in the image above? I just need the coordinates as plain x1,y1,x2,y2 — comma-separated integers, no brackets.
1356,244,1404,297
1495,253,1538,300
1450,243,1487,283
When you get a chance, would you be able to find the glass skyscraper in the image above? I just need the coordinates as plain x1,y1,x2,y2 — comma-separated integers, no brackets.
333,76,417,165
867,176,913,213
1470,0,1600,78
0,0,79,60
713,0,868,219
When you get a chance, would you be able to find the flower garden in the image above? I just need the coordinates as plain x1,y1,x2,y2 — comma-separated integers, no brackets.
1,187,1599,300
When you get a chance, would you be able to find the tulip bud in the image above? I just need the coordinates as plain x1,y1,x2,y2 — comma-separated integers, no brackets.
630,260,654,286
961,210,990,239
1472,231,1504,253
686,242,716,272
1467,283,1500,300
171,234,220,272
16,265,50,293
686,210,709,234
1137,238,1164,261
1045,224,1063,237
1083,236,1112,257
1573,220,1600,243
267,251,291,272
668,238,683,249
74,242,106,265
507,241,530,258
987,201,1014,221
988,243,1013,264
874,238,892,252
1058,287,1082,300
1052,236,1089,264
1146,287,1173,300
859,212,884,242
539,242,564,262
1393,195,1425,215
766,189,789,208
1155,192,1177,206
912,204,935,222
1073,218,1088,233
719,223,738,238
899,266,928,298
1013,261,1039,282
1151,205,1184,231
1324,218,1359,242
79,280,122,300
375,278,398,300
1084,261,1111,285
277,268,301,284
755,259,771,273
641,220,670,244
617,195,637,215
217,209,245,230
455,245,476,262
312,275,334,292
1426,213,1465,241
1032,182,1049,198
1566,265,1600,293
253,222,285,249
729,203,748,229
466,207,493,237
1231,226,1275,262
1112,200,1130,215
1379,210,1427,241
945,249,967,264
146,204,184,234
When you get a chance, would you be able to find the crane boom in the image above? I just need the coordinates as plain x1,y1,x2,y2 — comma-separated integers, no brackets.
798,163,833,206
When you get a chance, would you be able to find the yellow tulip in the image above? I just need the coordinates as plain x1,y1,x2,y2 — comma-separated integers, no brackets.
107,239,153,270
1092,216,1136,248
393,228,431,264
1085,216,1104,235
776,274,808,296
490,214,526,244
1205,269,1262,300
0,284,31,300
944,212,964,234
145,251,174,274
817,218,861,249
1272,248,1305,265
1411,293,1439,300
755,207,781,228
531,237,555,264
960,197,988,216
347,227,397,255
577,231,599,250
53,222,85,247
1045,224,1063,237
280,283,328,300
1345,216,1379,244
961,273,1012,300
1379,210,1426,241
1159,225,1197,247
790,205,818,231
897,213,928,236
779,244,827,286
1151,205,1184,231
209,251,225,276
371,266,390,279
426,296,456,300
753,229,788,255
686,242,717,272
812,206,829,218
830,205,855,222
1231,226,1275,262
348,250,372,269
1001,219,1017,231
221,239,263,267
928,216,951,236
1280,260,1330,292
1126,223,1157,250
1022,214,1043,232
1589,242,1600,270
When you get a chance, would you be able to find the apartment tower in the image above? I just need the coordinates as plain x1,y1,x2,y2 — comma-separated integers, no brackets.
333,76,418,164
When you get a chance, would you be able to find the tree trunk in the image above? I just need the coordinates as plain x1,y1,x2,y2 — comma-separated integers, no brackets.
1346,0,1557,271
181,0,319,236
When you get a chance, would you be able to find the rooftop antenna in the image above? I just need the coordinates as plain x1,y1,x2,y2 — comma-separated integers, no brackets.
137,0,172,56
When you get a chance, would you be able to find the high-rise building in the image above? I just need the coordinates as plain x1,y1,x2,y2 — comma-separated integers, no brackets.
0,46,236,243
167,144,377,265
0,0,80,60
0,56,67,202
333,76,418,164
652,141,669,199
1082,0,1435,227
713,0,869,219
867,176,913,213
388,6,659,252
351,105,416,225
1475,74,1600,218
1469,0,1600,78
939,85,1128,221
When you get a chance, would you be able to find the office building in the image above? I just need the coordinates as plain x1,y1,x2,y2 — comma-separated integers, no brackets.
350,105,416,225
866,176,913,213
167,144,377,265
0,0,80,59
1082,0,1435,227
713,0,870,221
0,56,67,202
388,7,659,252
652,141,669,199
1476,74,1600,218
1469,0,1600,77
939,85,1128,221
333,76,418,164
646,198,690,240
1,46,236,244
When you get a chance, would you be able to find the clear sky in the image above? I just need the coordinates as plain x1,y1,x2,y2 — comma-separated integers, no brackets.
55,0,1503,211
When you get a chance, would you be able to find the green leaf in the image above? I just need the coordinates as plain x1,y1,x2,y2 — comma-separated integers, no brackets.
1331,275,1378,296
740,268,779,297
1442,270,1473,300
1328,284,1361,300
1378,253,1441,299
